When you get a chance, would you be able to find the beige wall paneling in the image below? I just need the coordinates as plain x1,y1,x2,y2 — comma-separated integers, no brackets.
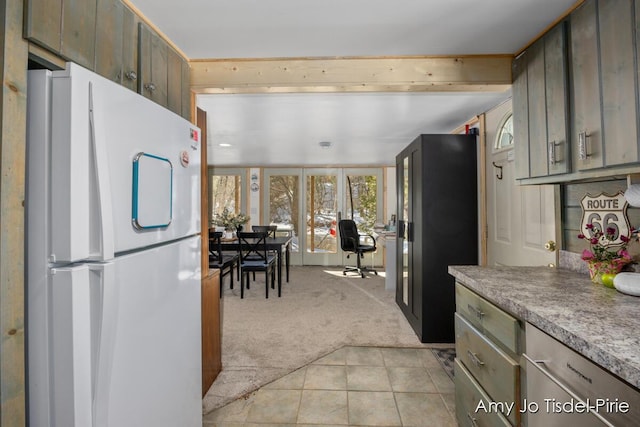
121,5,139,92
61,0,97,69
190,56,513,94
24,0,63,53
570,0,603,170
95,0,124,83
1,0,29,424
599,0,638,166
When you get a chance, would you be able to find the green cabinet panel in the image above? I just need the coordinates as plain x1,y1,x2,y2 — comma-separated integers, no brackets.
139,23,168,107
167,47,183,114
60,0,97,69
121,5,139,92
544,23,570,175
513,54,530,180
24,0,63,52
527,40,547,178
94,0,123,83
600,0,638,166
182,60,191,120
570,0,603,170
513,21,569,179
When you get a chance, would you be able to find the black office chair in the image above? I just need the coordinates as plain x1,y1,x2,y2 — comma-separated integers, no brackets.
237,231,278,298
209,231,239,296
338,219,378,278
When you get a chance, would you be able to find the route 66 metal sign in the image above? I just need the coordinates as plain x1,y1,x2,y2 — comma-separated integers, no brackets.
580,192,631,248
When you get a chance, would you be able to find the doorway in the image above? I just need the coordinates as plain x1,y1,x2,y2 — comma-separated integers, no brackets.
263,167,383,266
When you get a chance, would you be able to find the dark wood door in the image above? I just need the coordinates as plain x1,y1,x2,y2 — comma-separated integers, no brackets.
198,107,222,395
95,0,123,83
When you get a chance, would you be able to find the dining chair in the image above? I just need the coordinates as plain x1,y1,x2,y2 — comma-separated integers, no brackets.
209,231,239,295
237,231,278,298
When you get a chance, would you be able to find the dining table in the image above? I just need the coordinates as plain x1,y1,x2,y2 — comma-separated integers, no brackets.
218,235,293,288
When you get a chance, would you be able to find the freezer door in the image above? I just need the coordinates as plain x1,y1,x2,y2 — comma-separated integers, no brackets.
28,237,202,427
37,63,201,263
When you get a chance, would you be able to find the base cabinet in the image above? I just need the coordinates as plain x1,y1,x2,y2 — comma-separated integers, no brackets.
455,283,522,426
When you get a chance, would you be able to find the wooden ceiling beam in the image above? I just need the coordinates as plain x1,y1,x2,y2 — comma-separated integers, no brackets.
189,56,513,94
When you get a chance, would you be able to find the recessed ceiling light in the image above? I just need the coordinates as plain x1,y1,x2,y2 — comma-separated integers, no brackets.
219,143,232,147
319,141,332,149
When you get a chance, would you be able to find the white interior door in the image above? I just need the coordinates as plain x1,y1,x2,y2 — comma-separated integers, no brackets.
486,101,557,266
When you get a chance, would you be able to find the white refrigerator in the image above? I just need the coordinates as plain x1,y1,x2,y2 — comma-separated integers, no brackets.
26,63,202,427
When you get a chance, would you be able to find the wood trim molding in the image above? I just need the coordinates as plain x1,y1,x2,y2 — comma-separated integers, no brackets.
1,1,29,424
189,55,512,94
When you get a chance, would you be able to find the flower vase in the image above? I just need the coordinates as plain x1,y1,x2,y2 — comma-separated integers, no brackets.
586,260,626,287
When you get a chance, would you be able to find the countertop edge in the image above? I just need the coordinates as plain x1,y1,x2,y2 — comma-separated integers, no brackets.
448,265,640,390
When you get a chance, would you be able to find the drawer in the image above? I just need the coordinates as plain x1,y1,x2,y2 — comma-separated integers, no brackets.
455,358,512,427
456,283,520,354
456,313,520,426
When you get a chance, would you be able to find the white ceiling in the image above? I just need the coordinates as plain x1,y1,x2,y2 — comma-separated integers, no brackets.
128,0,579,166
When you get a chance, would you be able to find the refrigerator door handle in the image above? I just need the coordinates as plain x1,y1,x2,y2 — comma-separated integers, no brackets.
89,262,117,427
89,82,115,260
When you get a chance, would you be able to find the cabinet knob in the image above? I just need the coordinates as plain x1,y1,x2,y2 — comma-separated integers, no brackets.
144,82,156,92
544,241,556,252
125,71,137,81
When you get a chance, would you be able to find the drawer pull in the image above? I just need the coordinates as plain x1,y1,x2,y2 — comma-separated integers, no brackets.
467,350,485,368
467,303,485,320
467,412,480,427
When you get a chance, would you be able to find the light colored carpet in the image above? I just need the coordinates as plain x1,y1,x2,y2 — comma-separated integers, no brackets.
202,266,452,414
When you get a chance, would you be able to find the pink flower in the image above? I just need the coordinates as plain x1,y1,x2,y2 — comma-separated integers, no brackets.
581,249,595,261
590,237,599,245
618,249,631,260
585,223,594,230
621,235,630,243
578,233,585,239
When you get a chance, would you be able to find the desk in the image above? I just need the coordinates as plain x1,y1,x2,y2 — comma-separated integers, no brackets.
374,232,397,291
220,236,293,287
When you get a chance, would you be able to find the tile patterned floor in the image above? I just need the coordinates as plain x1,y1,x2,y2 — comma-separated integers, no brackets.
203,346,457,426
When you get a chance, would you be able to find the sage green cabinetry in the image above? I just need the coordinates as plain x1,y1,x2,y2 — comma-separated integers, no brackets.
121,5,140,92
454,283,522,427
24,0,191,120
513,22,569,179
139,23,168,107
95,0,124,83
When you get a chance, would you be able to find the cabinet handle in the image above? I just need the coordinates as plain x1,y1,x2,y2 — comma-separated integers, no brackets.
578,131,591,160
467,304,484,320
467,350,485,368
466,413,480,427
144,82,156,92
125,71,137,81
548,140,562,165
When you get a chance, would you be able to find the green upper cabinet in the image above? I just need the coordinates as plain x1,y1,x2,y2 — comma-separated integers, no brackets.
544,23,570,176
167,47,184,114
512,21,569,179
24,0,63,53
599,0,638,167
139,22,168,108
121,4,140,92
182,60,192,120
61,0,97,69
94,0,124,83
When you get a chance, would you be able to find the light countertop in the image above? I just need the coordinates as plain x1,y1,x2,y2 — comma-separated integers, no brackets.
448,265,640,390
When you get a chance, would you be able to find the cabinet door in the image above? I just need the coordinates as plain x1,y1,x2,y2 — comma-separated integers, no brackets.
182,60,192,120
121,6,139,92
570,0,603,170
61,0,97,69
24,0,63,52
600,0,638,166
527,40,548,178
513,53,530,179
545,23,570,175
139,23,168,107
94,0,123,83
167,48,183,115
